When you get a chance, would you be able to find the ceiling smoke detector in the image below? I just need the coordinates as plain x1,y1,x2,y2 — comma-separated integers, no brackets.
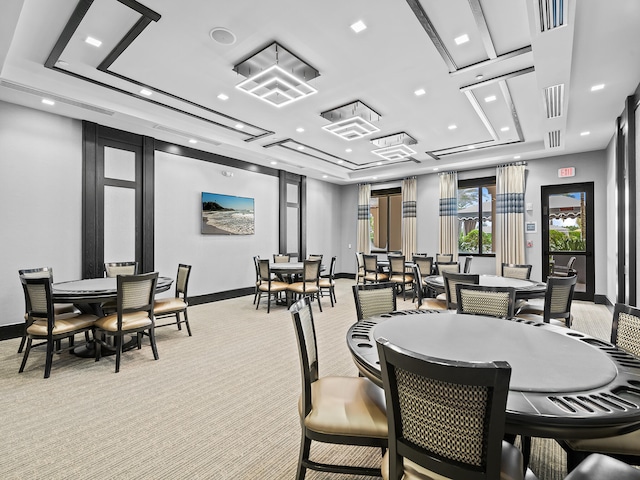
210,27,236,45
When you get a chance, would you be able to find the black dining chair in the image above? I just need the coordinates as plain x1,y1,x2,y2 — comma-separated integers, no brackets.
153,264,192,336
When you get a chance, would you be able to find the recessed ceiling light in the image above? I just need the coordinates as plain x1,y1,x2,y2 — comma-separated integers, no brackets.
297,145,305,150
270,161,278,165
433,167,439,171
188,139,198,144
337,160,344,164
590,84,605,92
41,98,55,106
296,127,305,133
448,124,457,130
140,89,153,96
514,155,521,159
56,60,69,67
468,145,475,150
322,175,328,179
580,131,590,136
484,95,497,103
234,123,244,129
500,126,510,132
454,34,469,45
85,36,102,47
350,20,367,33
414,88,426,96
372,176,378,180
217,93,229,100
345,148,352,153
377,162,383,166
476,74,484,80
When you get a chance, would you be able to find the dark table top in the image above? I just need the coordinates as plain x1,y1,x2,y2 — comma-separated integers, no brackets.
52,276,173,303
424,274,546,299
347,311,640,439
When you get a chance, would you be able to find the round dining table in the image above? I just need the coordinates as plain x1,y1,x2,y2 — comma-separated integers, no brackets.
424,274,546,299
52,276,173,356
347,310,640,440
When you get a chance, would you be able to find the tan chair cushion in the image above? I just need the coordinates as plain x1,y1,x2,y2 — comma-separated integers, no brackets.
154,297,187,315
299,376,387,438
381,441,523,480
436,292,446,301
258,281,289,292
94,311,152,332
416,298,445,310
318,278,335,287
389,274,414,283
364,273,389,282
26,312,97,336
287,282,319,294
564,429,640,456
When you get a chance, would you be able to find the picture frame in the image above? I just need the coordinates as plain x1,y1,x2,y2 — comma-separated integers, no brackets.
525,221,537,234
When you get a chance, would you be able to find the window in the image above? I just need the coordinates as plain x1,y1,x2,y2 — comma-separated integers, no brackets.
369,188,402,252
458,177,495,255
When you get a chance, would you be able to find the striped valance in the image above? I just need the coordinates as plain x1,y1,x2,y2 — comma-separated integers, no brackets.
403,201,416,218
439,197,457,217
358,204,370,220
496,192,524,214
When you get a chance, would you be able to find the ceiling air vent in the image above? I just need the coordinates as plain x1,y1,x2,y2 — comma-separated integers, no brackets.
0,80,115,115
538,0,566,32
543,84,564,118
548,130,561,148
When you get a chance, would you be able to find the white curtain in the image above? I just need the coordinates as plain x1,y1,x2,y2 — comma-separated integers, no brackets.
402,177,417,259
439,172,458,262
495,164,526,271
357,184,371,254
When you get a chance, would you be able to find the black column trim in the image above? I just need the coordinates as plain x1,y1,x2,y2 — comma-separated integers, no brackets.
616,117,626,303
625,95,637,305
82,121,99,278
142,136,155,273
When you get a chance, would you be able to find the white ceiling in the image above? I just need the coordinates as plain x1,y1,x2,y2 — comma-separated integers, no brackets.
1,0,639,184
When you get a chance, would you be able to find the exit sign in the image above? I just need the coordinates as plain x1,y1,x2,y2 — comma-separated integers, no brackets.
558,167,575,178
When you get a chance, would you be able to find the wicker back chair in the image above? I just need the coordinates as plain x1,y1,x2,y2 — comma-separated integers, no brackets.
502,263,532,280
442,272,479,310
290,297,387,479
104,261,138,278
456,284,516,319
287,259,323,312
154,264,192,335
388,255,413,300
352,282,397,321
376,337,523,480
363,254,389,283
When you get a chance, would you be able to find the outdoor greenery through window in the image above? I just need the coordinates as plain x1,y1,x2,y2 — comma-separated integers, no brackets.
548,192,587,252
458,178,495,255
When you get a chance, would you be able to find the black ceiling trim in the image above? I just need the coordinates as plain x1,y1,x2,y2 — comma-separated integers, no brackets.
154,140,279,178
405,0,457,72
263,139,416,172
44,0,94,68
97,16,155,71
44,0,274,142
432,139,523,157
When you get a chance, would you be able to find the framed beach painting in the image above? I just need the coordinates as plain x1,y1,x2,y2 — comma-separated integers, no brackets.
201,192,255,235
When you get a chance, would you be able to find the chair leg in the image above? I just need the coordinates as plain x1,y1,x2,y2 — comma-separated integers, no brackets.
296,433,311,480
183,309,192,336
175,312,182,331
95,331,102,362
115,335,122,373
17,334,26,354
18,338,32,373
255,291,262,310
149,326,159,360
267,291,271,313
329,287,335,307
316,293,322,312
44,340,54,379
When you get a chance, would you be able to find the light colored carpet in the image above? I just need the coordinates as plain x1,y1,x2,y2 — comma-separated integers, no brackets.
0,280,613,479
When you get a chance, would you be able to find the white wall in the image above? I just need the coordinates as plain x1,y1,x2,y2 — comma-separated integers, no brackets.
0,101,83,327
154,151,279,297
339,152,609,294
305,178,343,271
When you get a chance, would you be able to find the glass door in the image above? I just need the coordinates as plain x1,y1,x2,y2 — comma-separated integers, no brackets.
541,182,595,301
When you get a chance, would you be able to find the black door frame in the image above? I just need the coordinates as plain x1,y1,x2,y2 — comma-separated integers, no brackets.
541,182,595,301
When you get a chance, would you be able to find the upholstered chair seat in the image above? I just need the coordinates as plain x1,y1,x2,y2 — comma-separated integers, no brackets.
286,259,323,312
564,453,640,480
300,376,387,438
381,441,525,480
287,282,319,294
27,312,96,336
364,272,389,282
153,297,186,315
94,310,152,332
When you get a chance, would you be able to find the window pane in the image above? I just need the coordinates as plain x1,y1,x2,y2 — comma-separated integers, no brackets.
458,187,479,254
548,192,586,252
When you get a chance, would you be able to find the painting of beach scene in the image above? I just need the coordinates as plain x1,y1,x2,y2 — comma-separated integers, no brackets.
201,192,255,235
